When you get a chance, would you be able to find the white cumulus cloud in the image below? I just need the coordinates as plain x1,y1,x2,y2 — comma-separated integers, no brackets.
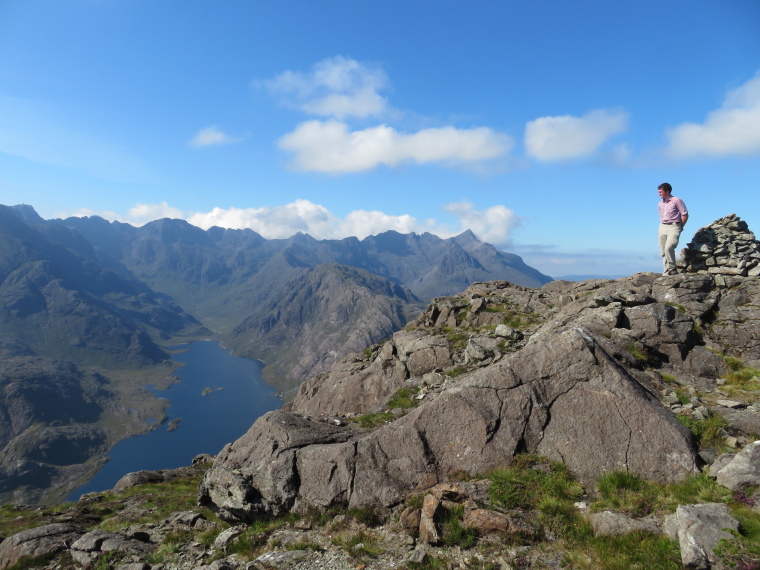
443,200,520,247
524,109,628,161
187,201,336,238
666,72,760,158
278,120,513,173
128,202,185,224
189,126,242,148
262,56,388,119
187,201,438,240
101,200,520,248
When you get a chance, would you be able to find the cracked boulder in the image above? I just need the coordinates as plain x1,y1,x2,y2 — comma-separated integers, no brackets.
198,326,699,523
0,523,85,570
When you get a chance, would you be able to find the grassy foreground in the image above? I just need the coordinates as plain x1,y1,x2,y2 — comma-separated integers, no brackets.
2,455,759,569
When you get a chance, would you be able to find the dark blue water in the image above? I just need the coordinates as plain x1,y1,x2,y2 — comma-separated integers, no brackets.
67,341,281,500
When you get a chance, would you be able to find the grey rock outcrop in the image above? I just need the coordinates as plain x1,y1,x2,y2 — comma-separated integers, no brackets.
590,511,662,536
70,529,154,567
0,523,85,569
198,215,760,527
111,464,208,492
679,214,760,276
200,322,699,522
197,413,360,520
710,440,760,491
664,503,739,569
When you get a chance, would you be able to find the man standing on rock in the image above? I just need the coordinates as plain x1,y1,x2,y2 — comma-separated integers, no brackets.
658,182,688,275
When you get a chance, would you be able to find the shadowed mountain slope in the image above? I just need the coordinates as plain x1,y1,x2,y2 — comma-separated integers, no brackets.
0,203,550,501
0,206,206,504
59,214,551,386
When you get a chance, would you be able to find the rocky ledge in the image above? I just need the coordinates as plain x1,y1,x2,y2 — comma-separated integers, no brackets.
199,265,760,521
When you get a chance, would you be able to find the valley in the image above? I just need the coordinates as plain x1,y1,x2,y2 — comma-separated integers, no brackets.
0,203,550,503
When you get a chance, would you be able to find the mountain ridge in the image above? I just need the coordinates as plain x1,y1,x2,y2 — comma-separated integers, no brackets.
0,205,208,504
55,210,552,386
0,203,551,502
2,214,760,568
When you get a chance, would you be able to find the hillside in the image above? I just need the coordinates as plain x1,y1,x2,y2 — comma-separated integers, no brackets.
59,214,551,388
0,203,551,503
0,206,208,505
3,214,760,569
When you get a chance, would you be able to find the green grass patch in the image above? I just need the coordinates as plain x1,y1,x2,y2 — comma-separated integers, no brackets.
722,356,760,391
486,455,593,551
713,505,760,569
691,322,705,344
401,494,481,550
538,498,593,542
352,412,394,429
565,530,682,570
667,473,732,505
440,505,477,549
301,505,345,528
594,471,659,517
225,517,290,559
333,530,380,558
225,532,267,559
386,387,420,410
405,493,425,509
97,473,207,530
347,505,382,527
677,412,729,448
664,302,687,314
489,454,584,512
593,471,731,516
625,343,655,367
0,503,73,536
445,332,470,350
445,366,470,378
6,552,59,570
502,310,540,330
151,529,191,560
659,373,678,384
197,527,222,548
90,550,130,569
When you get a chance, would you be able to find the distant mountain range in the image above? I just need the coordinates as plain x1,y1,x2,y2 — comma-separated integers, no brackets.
0,203,551,502
55,208,552,388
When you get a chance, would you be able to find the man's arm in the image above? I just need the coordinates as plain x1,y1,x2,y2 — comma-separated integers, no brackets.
676,197,688,226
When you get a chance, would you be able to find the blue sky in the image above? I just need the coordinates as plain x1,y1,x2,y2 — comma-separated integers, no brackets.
1,0,759,278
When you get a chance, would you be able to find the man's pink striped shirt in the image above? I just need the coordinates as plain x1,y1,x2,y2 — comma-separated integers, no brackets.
658,196,687,224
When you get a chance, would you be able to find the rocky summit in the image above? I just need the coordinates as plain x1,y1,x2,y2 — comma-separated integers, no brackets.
0,204,552,504
4,216,760,569
194,215,760,550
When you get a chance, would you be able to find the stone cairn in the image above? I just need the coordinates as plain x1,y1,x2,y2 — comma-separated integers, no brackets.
678,214,760,277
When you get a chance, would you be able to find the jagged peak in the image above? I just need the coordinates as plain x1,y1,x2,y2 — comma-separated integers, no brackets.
141,217,211,245
452,228,481,244
289,231,317,242
10,203,44,224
